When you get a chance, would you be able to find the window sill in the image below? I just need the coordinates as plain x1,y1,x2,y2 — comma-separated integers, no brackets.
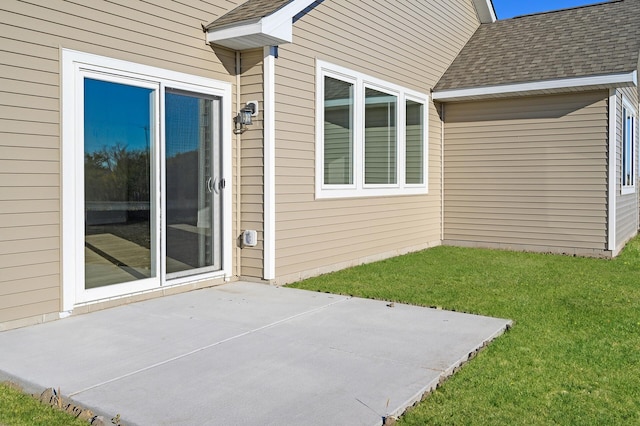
316,187,428,199
621,186,636,195
620,186,636,195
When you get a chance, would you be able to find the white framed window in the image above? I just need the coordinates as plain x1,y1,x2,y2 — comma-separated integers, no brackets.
316,60,428,198
62,49,232,310
621,97,636,194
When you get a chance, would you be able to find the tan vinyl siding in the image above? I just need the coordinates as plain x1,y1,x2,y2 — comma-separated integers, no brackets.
615,86,639,250
272,0,479,282
239,49,265,279
0,0,242,326
443,91,609,254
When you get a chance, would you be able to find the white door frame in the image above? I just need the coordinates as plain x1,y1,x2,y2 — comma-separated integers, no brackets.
61,49,233,312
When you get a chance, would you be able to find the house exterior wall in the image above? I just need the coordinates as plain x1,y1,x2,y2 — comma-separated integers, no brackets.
0,0,243,329
271,0,481,284
615,85,640,252
443,90,610,256
239,49,265,279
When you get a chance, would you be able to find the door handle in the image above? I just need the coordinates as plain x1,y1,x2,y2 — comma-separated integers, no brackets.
207,177,225,194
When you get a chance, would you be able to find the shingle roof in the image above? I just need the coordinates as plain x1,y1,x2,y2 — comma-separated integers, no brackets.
206,0,293,29
435,0,640,91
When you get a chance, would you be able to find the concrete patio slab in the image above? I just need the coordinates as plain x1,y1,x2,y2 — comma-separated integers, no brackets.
0,282,511,425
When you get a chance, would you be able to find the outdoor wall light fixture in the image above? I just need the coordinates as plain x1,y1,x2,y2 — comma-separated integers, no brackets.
234,101,258,134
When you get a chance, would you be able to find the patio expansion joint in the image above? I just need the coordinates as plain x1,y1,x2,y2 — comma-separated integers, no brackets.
67,295,352,398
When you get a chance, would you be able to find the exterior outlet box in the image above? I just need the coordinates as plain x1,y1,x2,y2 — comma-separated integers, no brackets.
242,230,258,248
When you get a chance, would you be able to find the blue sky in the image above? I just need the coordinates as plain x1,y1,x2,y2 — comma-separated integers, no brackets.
492,0,605,19
84,78,152,155
84,79,200,158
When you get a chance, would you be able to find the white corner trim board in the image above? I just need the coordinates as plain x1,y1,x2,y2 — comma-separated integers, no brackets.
263,46,276,281
608,89,617,251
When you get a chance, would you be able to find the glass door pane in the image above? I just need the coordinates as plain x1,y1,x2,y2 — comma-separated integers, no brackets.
165,89,222,277
84,78,155,289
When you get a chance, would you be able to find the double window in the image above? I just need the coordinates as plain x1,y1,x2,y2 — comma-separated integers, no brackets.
316,61,428,198
622,99,636,194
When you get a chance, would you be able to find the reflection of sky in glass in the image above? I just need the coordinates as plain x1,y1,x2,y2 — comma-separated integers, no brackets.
84,79,201,158
84,79,152,154
165,92,199,158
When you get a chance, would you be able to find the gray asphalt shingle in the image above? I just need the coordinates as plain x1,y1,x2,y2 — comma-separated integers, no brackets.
435,0,640,91
206,0,293,29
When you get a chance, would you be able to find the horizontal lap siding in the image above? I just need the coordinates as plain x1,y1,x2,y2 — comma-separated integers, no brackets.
615,86,639,250
444,91,609,253
0,0,241,325
273,0,479,282
240,49,264,279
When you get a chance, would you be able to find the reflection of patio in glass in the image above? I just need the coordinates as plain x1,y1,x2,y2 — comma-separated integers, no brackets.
83,78,222,290
84,218,207,289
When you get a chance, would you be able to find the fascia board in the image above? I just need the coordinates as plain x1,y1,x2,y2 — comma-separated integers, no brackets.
432,72,638,102
207,0,317,49
206,22,292,49
473,0,497,23
207,21,264,43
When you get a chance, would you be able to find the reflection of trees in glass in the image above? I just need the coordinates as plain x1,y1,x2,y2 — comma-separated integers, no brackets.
166,151,198,225
84,144,150,202
166,151,197,201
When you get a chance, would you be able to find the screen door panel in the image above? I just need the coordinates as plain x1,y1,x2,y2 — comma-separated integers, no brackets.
165,89,222,277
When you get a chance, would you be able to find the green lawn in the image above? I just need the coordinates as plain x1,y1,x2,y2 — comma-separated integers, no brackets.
2,239,638,425
0,383,88,426
292,237,640,425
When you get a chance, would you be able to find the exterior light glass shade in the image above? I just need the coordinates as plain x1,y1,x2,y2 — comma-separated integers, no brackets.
240,106,253,125
234,101,257,134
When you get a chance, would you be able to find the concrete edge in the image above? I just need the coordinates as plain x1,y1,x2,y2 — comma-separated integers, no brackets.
382,319,514,425
0,369,134,426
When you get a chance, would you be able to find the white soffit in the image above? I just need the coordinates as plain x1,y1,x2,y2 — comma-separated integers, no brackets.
206,0,319,50
432,71,638,102
473,0,497,23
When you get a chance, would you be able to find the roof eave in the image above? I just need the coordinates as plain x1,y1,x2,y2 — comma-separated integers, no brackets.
432,71,638,102
206,0,496,50
472,0,496,23
206,19,293,50
206,0,319,50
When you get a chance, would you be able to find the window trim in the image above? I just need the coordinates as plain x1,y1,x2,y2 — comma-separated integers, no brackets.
362,83,399,188
61,49,233,311
315,60,429,199
621,96,636,195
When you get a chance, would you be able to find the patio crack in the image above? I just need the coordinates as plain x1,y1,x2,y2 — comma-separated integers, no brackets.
68,295,351,397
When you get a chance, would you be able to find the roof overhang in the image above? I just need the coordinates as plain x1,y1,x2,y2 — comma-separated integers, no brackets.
206,0,317,50
432,71,638,102
208,0,497,50
473,0,497,23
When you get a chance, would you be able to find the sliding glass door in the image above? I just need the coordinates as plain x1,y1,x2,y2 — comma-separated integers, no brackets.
81,76,223,294
84,78,157,289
